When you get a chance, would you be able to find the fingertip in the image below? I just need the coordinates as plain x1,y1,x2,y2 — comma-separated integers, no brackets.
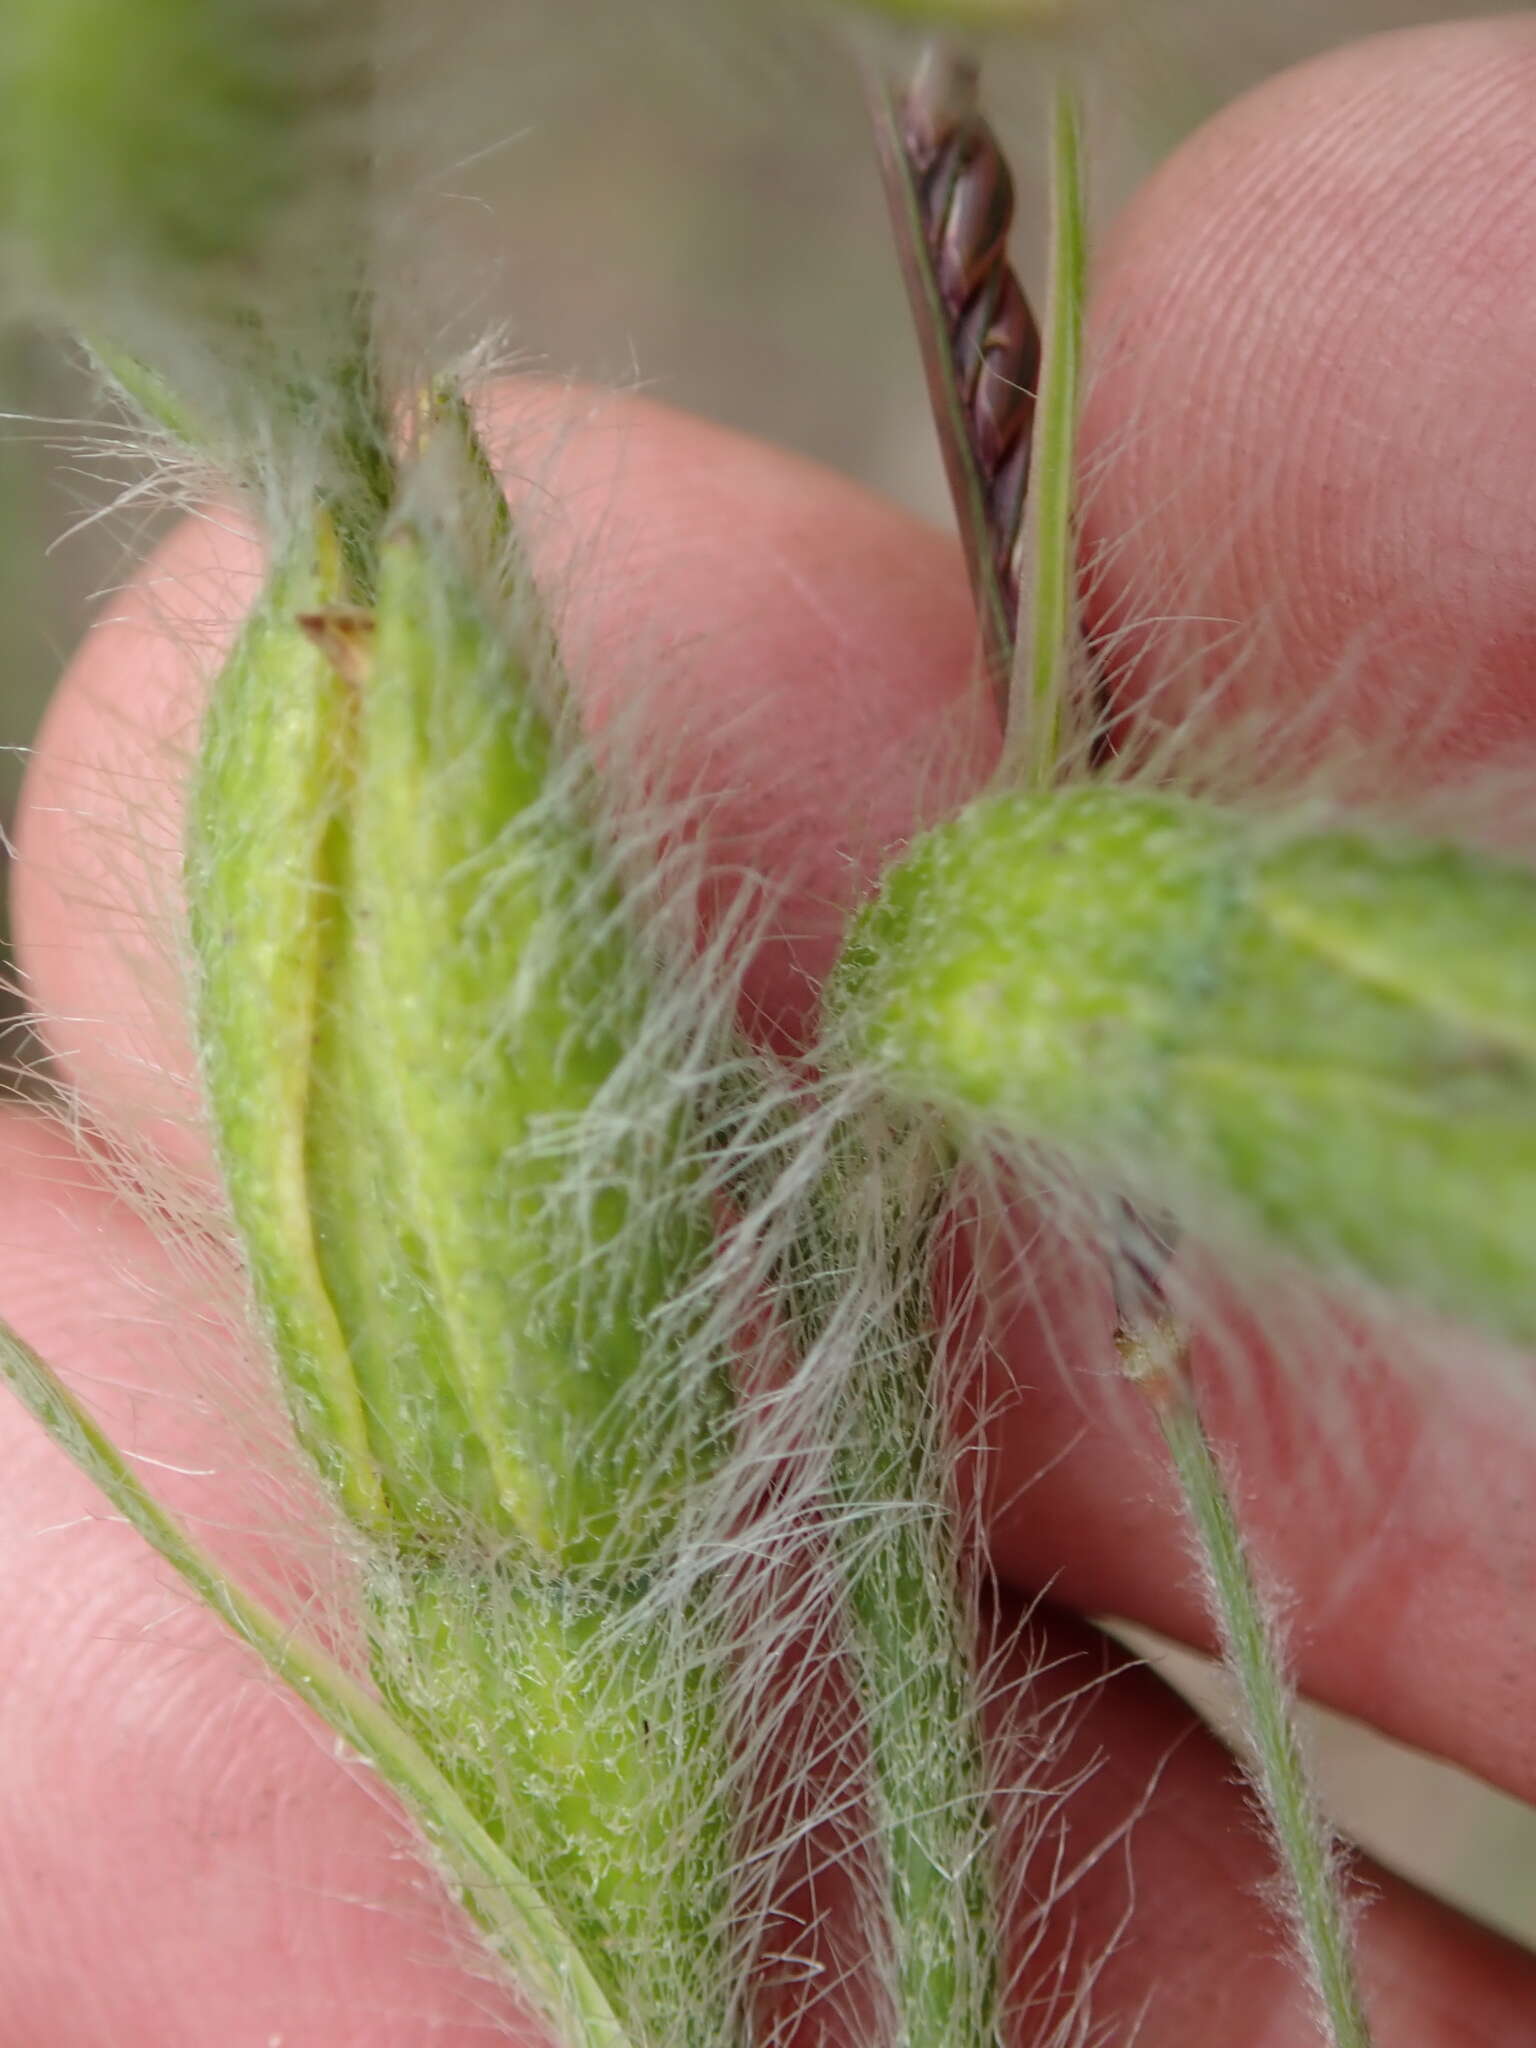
13,510,262,1175
1080,15,1536,782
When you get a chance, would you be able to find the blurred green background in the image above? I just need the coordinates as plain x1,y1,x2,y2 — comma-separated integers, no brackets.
3,0,1533,1963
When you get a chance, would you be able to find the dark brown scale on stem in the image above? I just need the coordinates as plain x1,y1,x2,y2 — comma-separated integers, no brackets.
879,48,1042,694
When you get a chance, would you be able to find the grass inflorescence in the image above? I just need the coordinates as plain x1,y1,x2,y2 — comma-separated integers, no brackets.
870,41,1042,708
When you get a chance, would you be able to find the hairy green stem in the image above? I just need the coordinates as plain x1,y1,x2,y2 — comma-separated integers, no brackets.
0,1313,637,2048
316,304,396,597
837,1333,998,2046
1120,1322,1373,2048
783,1111,999,2047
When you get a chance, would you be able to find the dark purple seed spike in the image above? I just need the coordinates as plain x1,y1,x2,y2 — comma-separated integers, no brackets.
898,54,1042,646
988,434,1031,613
952,281,995,406
972,292,1034,472
938,133,1013,309
902,47,976,171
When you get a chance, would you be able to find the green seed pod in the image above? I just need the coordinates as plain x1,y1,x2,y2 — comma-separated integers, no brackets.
834,786,1536,1345
190,511,723,1563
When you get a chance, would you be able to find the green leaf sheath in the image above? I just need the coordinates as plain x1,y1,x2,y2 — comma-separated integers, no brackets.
350,523,723,1559
191,517,724,1560
834,1306,999,2048
369,1555,732,2047
189,510,734,2044
833,785,1536,1346
189,522,391,1531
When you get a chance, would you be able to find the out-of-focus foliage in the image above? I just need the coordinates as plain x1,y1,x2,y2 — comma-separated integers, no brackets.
0,0,370,348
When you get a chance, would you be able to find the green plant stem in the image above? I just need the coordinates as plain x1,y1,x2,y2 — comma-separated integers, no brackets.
787,1112,998,2047
318,304,396,598
1007,76,1085,786
1119,1320,1373,2048
0,1313,637,2048
837,1326,997,2045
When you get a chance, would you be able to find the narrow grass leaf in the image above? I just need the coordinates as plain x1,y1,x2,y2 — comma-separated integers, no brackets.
1005,76,1085,786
